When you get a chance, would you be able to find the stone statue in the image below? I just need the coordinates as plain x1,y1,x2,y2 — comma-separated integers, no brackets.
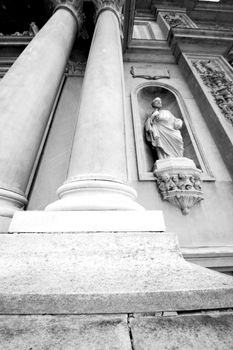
145,97,184,159
146,97,203,214
29,22,39,36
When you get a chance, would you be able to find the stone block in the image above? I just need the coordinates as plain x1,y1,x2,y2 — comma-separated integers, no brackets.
0,315,131,350
130,312,233,350
0,231,233,314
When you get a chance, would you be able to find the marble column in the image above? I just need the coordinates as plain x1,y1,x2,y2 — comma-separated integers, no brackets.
0,0,83,222
46,0,143,211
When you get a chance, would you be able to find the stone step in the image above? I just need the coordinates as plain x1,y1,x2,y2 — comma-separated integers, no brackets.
0,231,233,314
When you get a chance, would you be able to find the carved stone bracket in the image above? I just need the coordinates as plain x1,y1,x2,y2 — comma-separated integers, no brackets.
192,59,233,125
153,158,203,215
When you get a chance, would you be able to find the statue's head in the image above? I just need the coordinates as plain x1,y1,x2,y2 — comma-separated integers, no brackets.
152,97,162,109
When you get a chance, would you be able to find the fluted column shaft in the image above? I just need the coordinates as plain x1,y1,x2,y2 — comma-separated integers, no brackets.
0,2,82,218
47,3,143,211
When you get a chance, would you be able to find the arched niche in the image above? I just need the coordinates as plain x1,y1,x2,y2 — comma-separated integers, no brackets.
131,82,213,181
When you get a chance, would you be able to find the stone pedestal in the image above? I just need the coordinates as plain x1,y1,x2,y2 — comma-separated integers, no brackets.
153,157,204,214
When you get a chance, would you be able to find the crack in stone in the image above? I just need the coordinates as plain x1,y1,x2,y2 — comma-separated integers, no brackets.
127,314,135,350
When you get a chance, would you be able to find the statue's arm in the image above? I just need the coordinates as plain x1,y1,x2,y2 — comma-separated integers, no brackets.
174,117,183,130
145,115,153,131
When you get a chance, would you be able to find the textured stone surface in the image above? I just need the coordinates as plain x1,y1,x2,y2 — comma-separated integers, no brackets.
0,232,233,314
0,315,131,350
130,312,233,350
1,312,233,349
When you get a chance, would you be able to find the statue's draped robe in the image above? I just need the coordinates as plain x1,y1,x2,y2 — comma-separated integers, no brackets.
145,109,184,158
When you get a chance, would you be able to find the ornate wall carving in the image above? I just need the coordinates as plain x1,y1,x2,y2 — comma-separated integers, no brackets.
161,11,197,29
156,10,197,39
65,61,86,76
163,12,190,28
153,158,203,215
192,59,233,125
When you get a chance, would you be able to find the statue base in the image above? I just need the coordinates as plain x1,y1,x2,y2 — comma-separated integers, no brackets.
153,157,204,215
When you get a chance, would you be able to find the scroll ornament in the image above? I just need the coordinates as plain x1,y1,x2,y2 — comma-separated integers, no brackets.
145,97,204,214
193,59,233,125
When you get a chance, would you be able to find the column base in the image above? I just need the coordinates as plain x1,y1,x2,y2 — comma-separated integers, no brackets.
0,217,11,233
46,180,144,211
0,188,27,218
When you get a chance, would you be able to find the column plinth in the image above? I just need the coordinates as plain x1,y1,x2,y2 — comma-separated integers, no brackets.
0,1,82,222
46,2,143,211
0,189,28,218
47,180,141,211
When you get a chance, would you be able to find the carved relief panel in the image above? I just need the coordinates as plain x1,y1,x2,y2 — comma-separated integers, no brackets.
156,10,197,38
192,57,233,125
180,54,233,176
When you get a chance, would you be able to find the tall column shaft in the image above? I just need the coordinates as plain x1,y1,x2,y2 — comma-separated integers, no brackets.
47,4,143,211
0,3,81,218
68,10,127,182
